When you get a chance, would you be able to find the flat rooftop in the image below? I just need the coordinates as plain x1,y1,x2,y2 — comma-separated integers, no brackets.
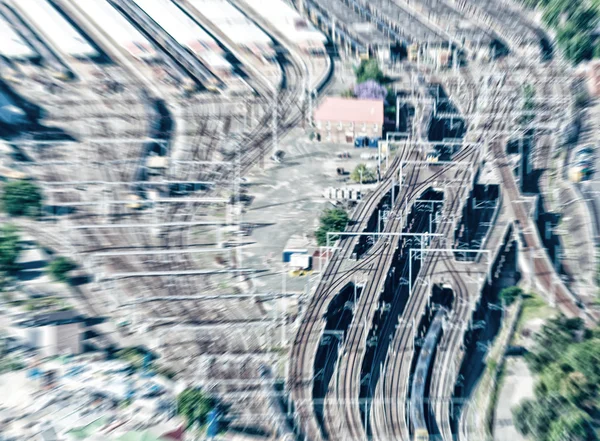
314,97,384,124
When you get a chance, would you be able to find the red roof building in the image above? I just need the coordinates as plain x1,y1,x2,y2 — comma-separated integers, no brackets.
313,97,384,143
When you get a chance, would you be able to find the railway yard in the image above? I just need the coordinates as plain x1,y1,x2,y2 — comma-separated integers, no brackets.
0,0,598,440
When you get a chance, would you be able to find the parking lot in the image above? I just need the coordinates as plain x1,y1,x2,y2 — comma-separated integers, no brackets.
239,126,381,292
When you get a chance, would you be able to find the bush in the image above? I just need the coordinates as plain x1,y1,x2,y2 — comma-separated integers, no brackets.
47,257,77,283
1,181,43,217
315,208,349,246
499,286,523,306
350,164,377,184
177,388,215,428
0,225,20,273
512,315,600,441
354,59,384,84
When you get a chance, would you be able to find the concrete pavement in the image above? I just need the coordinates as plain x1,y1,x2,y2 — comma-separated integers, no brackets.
494,357,534,441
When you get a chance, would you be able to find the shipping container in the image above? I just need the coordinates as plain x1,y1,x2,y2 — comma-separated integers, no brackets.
282,249,307,263
289,253,311,270
368,137,380,148
354,136,368,147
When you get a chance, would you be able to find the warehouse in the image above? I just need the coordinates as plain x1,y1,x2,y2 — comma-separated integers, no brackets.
243,0,327,54
9,310,85,358
313,97,383,144
12,0,97,59
78,0,157,61
0,14,36,60
131,0,232,74
187,0,275,60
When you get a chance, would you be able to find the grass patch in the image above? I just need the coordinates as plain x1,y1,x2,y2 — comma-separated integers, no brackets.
514,292,556,344
485,361,507,434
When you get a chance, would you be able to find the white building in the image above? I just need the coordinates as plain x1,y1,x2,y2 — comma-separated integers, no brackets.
0,14,36,59
242,0,327,54
132,0,232,74
9,310,85,358
12,0,97,59
77,0,157,60
187,0,275,58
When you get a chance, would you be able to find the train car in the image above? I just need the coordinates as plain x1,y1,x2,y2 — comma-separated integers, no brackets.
242,0,327,55
13,0,97,59
131,0,232,78
0,13,37,60
75,0,157,61
186,0,276,61
409,308,446,441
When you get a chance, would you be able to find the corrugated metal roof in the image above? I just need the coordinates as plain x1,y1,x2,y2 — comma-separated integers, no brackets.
187,0,272,46
16,0,97,58
314,97,384,124
82,0,157,60
200,51,231,70
132,0,231,72
243,0,327,44
132,0,217,51
0,14,36,58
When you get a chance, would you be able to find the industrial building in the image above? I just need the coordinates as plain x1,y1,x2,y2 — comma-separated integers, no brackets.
131,0,232,75
9,310,85,358
75,0,158,61
0,13,37,60
12,0,97,59
243,0,327,55
313,97,384,143
186,0,276,61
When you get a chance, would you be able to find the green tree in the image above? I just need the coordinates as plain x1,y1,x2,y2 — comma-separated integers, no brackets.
315,208,349,246
354,59,384,84
512,399,537,437
513,394,569,441
499,286,522,306
2,181,43,217
547,409,597,441
350,163,377,184
47,256,77,283
526,315,582,373
565,339,600,385
0,224,20,273
561,371,596,409
177,388,214,428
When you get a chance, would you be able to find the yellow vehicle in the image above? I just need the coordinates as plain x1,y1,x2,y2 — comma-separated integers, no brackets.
289,269,313,278
414,428,429,441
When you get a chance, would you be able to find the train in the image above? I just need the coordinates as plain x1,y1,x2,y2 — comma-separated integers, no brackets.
409,307,447,441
